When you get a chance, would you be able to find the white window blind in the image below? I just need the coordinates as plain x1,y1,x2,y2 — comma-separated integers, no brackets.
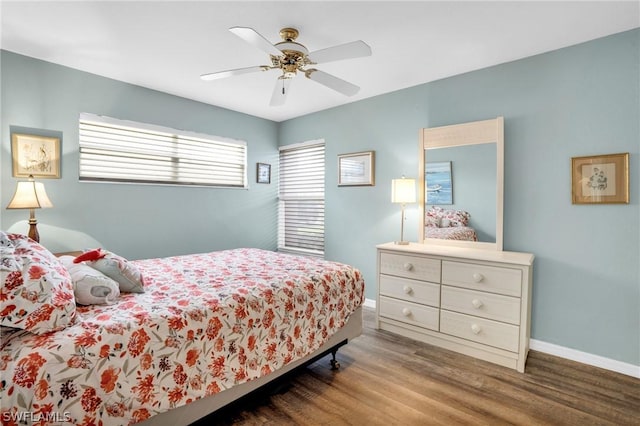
278,141,325,256
79,113,247,187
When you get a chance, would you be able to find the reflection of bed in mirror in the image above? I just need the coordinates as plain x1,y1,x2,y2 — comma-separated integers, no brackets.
424,206,478,241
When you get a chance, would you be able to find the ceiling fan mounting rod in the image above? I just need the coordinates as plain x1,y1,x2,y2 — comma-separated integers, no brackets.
279,27,299,41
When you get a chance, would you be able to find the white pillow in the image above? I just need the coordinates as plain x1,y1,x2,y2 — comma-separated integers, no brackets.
59,256,120,305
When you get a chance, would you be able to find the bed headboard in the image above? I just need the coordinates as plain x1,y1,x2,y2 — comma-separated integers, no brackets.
6,220,103,253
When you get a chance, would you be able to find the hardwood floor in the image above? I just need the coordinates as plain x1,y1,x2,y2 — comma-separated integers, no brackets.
196,308,639,425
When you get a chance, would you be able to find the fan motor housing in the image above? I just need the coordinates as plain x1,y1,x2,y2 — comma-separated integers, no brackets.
272,41,310,77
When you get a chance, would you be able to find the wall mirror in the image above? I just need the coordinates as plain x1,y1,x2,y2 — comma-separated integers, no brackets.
418,117,504,251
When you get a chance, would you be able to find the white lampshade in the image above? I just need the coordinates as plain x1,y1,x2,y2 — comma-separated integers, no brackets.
6,179,53,209
391,178,416,204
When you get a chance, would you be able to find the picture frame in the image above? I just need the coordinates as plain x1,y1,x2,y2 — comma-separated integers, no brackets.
571,153,629,204
11,133,61,178
426,161,453,205
256,162,271,184
338,151,375,186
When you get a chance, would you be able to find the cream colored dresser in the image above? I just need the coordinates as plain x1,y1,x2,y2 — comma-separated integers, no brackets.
376,242,534,372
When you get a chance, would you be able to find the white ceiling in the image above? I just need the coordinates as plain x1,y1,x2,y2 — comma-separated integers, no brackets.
1,1,638,122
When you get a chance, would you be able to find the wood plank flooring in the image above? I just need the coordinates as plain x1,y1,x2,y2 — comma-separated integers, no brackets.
196,308,639,425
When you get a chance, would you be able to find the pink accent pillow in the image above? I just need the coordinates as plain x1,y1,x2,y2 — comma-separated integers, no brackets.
0,232,76,334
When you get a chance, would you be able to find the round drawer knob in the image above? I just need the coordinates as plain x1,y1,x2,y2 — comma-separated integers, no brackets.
403,262,414,271
402,308,412,317
471,324,482,335
403,285,413,295
471,299,483,309
472,272,484,283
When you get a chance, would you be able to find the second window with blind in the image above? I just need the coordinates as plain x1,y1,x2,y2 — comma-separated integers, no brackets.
278,141,326,257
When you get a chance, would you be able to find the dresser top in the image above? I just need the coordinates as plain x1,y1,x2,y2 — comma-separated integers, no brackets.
377,242,534,266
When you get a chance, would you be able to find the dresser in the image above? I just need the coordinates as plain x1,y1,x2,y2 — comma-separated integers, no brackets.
376,242,534,372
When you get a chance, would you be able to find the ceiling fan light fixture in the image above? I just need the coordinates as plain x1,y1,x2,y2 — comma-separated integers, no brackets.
202,26,371,105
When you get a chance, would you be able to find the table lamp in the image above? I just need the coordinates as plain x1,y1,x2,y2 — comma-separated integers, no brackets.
6,175,53,243
391,176,416,245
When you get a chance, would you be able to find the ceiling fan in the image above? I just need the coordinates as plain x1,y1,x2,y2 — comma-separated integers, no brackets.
200,27,372,106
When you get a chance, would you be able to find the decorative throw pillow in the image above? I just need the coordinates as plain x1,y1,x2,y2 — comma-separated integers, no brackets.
442,209,471,227
425,206,444,227
0,232,76,334
59,256,120,305
75,249,145,293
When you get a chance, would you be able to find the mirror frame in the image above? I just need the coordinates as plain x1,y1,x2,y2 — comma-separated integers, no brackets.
418,117,504,251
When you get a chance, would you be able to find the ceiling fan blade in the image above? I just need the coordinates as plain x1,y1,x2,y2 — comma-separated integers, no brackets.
229,26,282,57
270,77,291,107
308,40,371,64
200,65,269,81
305,69,360,96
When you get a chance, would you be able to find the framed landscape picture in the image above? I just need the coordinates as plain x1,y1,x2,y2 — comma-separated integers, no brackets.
338,151,375,186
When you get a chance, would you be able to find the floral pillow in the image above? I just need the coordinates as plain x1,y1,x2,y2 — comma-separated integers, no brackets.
425,207,471,228
75,249,145,293
425,206,444,227
442,209,471,227
0,232,76,334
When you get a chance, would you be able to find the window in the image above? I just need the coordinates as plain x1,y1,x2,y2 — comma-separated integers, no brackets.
79,113,247,187
278,141,325,256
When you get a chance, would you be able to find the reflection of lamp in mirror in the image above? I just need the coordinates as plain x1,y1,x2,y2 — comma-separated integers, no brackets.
6,175,53,243
391,176,416,245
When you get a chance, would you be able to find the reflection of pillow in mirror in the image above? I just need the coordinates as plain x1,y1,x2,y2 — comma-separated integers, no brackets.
425,215,440,228
440,218,451,227
425,207,443,227
442,209,470,227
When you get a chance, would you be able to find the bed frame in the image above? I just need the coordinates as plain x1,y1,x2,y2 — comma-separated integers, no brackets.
139,305,363,425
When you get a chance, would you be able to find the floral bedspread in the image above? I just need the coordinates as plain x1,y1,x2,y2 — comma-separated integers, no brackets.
0,249,364,425
425,226,478,241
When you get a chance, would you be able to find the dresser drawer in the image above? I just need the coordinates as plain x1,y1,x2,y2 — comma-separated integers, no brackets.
379,296,439,331
440,310,520,352
441,286,520,325
380,252,441,282
442,261,522,297
380,275,440,307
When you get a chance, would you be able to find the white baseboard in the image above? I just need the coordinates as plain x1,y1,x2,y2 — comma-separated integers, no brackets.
529,339,640,379
363,298,376,309
363,298,639,378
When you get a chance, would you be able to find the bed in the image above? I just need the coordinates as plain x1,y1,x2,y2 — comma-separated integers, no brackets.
0,233,365,425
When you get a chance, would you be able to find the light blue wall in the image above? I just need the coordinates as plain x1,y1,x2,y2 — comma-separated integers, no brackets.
1,51,279,259
2,29,638,366
279,29,640,366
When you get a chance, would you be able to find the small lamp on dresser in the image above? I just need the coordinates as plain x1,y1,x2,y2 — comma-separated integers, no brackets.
6,174,53,243
391,176,416,245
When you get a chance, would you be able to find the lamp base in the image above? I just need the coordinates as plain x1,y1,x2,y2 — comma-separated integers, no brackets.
394,241,410,245
28,218,40,243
